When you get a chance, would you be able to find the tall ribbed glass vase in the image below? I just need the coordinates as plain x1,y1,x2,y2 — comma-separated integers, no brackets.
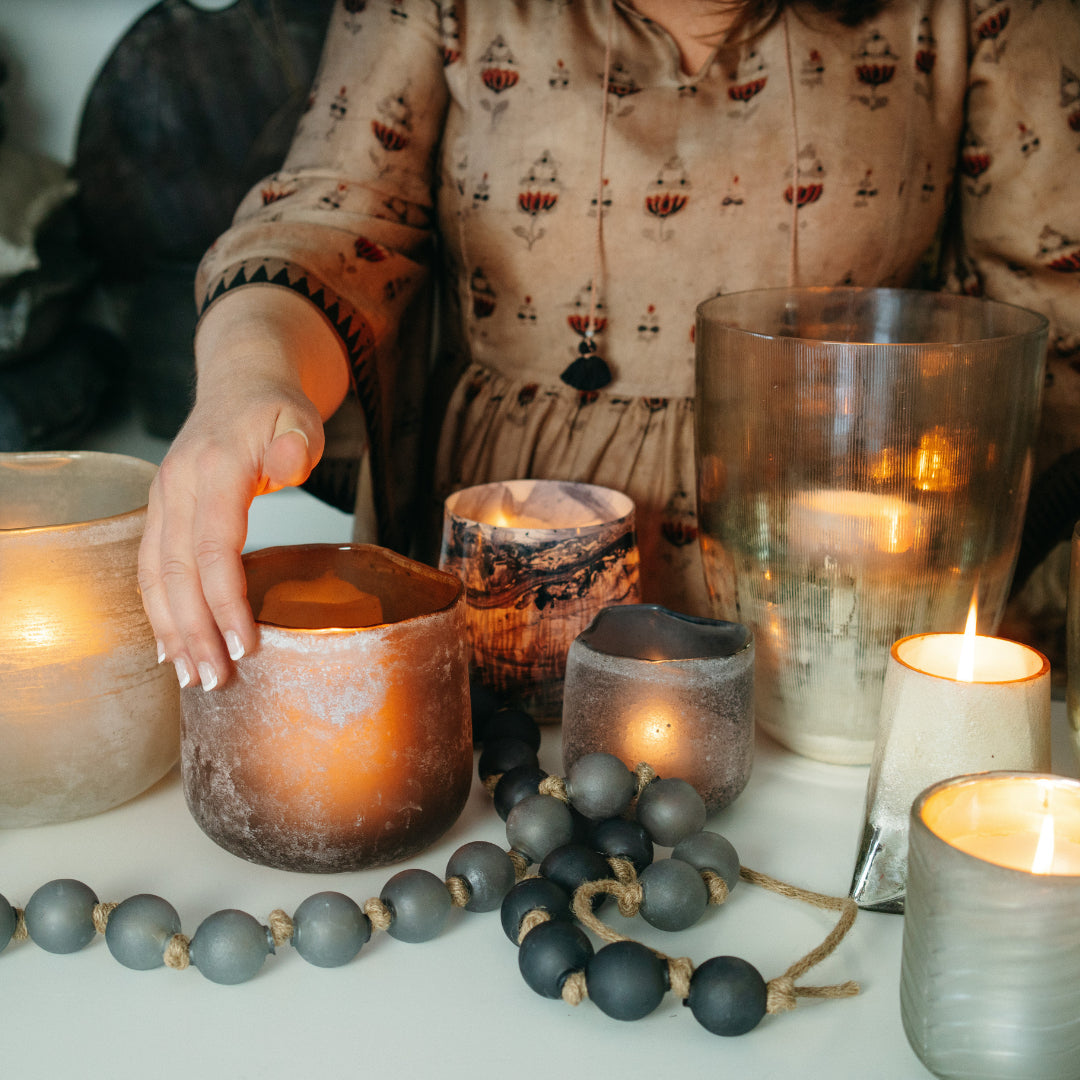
695,287,1047,764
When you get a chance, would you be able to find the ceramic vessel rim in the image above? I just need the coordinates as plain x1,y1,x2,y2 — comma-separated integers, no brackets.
911,771,1080,880
575,603,753,662
242,542,464,634
890,632,1050,684
695,285,1049,347
0,450,156,535
444,478,635,533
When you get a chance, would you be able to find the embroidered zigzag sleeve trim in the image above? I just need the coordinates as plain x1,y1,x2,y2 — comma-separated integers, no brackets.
198,257,390,539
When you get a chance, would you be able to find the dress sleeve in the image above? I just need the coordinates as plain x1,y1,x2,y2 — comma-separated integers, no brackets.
195,0,449,547
954,0,1080,469
954,0,1080,662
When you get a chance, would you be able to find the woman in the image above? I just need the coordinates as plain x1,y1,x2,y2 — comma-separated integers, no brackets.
139,0,1080,690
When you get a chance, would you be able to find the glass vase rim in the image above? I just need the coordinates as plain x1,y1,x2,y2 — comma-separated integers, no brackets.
444,478,635,534
0,450,157,535
243,542,464,634
696,285,1049,347
890,632,1050,685
911,770,1080,879
575,602,753,662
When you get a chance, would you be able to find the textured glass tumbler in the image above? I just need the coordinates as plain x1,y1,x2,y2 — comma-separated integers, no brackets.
901,773,1080,1080
1068,520,1080,766
0,451,180,826
561,605,754,810
439,479,641,718
696,287,1048,764
181,544,472,872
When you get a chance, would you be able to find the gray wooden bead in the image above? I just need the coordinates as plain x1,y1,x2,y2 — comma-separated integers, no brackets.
635,778,707,847
505,794,575,864
672,831,741,893
566,753,637,820
381,869,451,943
292,892,370,967
0,894,16,953
639,857,709,931
105,894,181,970
24,879,98,954
445,841,516,912
189,909,273,984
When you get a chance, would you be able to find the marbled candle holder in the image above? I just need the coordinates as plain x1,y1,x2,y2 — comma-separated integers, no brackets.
439,479,640,719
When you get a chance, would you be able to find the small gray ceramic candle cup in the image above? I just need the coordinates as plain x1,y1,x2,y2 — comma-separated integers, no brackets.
561,604,754,811
900,772,1080,1080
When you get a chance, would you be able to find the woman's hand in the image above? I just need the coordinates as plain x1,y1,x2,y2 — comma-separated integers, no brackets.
138,285,350,690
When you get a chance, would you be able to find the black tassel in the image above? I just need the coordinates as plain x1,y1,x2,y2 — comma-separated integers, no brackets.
560,338,612,391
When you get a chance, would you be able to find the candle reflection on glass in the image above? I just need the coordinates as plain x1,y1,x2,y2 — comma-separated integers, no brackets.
901,772,1080,1080
181,544,472,872
850,598,1052,911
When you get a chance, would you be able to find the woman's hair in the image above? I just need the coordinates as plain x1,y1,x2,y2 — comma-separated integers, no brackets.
725,0,890,36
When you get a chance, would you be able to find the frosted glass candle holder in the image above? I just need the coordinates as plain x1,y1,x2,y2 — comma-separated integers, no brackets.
850,631,1051,911
1067,520,1080,766
696,287,1048,765
0,451,180,827
901,772,1080,1080
439,479,641,718
561,604,754,811
181,544,472,872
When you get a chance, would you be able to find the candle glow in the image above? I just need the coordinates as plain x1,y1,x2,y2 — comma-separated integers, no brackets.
181,544,473,872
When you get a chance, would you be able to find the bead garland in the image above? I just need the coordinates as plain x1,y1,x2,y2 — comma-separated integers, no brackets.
0,696,860,1036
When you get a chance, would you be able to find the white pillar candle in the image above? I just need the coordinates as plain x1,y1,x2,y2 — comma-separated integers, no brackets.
850,627,1051,911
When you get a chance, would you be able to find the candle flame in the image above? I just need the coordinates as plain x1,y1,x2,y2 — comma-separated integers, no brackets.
1032,814,1056,874
956,594,978,682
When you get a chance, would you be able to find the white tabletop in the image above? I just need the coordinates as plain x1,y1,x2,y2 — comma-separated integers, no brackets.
6,422,1077,1080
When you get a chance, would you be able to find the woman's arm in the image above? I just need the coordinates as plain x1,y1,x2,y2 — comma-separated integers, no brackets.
139,285,349,691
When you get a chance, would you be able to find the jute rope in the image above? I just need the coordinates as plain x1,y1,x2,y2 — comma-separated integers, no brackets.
557,859,859,1013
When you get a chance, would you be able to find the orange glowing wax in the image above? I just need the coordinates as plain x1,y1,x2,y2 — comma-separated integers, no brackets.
258,570,383,628
181,545,472,872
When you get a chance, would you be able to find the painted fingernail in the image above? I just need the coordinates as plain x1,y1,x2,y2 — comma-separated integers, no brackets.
198,662,219,692
174,658,191,689
225,630,245,661
156,640,166,664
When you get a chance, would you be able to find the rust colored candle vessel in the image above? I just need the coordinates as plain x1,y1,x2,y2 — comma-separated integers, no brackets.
181,544,472,872
0,451,180,827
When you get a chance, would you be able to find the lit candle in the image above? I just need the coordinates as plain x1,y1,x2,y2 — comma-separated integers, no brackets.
0,451,180,827
850,600,1051,911
561,604,754,811
181,544,472,871
258,570,383,628
901,772,1080,1080
440,479,641,719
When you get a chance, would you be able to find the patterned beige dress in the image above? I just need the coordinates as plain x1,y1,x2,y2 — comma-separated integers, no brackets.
197,0,1080,620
